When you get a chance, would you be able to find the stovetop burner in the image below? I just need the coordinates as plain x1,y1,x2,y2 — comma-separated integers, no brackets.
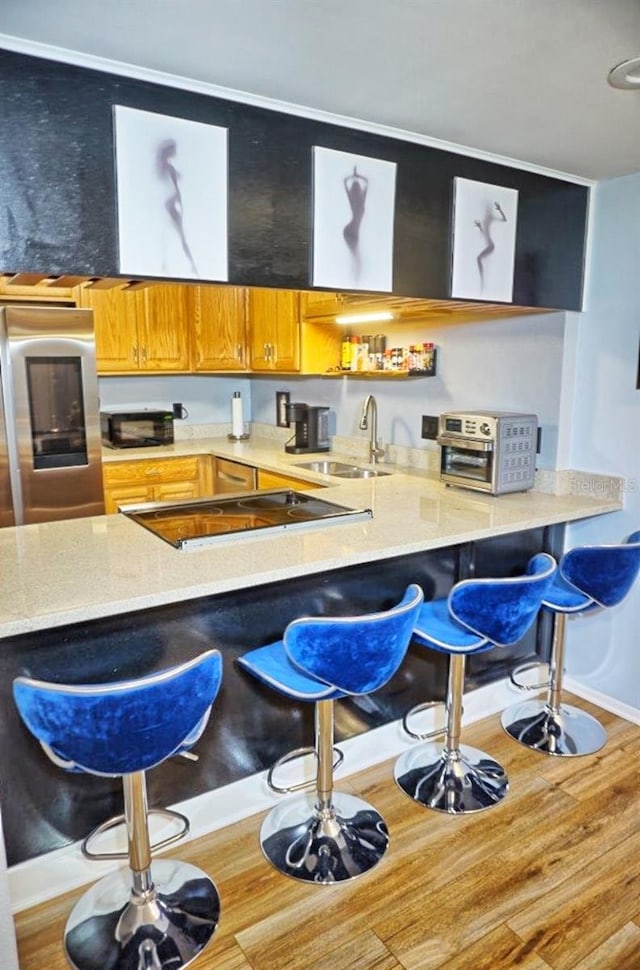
121,489,373,549
237,492,305,511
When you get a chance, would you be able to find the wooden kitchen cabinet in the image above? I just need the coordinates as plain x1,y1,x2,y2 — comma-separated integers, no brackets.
247,288,300,371
247,286,343,374
102,455,208,513
75,282,190,373
190,284,248,371
142,284,191,371
75,284,144,372
300,291,347,320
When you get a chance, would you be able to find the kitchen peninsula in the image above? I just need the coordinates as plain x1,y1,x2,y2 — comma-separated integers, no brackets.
0,436,623,637
0,437,623,910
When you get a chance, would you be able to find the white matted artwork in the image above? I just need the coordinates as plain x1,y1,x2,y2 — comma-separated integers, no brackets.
450,177,519,302
312,147,397,292
113,105,228,281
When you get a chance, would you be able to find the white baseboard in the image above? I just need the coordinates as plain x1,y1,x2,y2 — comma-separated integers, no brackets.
564,676,640,725
8,672,636,913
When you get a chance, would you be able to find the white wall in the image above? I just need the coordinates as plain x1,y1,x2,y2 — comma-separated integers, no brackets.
98,373,252,427
562,173,640,708
251,311,566,468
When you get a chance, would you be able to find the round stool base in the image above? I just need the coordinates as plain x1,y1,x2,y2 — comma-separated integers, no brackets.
501,699,607,756
260,791,389,883
64,859,219,970
395,742,509,814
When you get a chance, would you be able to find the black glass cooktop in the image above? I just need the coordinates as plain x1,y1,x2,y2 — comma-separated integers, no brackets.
121,489,373,549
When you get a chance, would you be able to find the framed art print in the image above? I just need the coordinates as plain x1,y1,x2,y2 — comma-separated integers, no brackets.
312,146,397,292
114,105,228,281
450,177,519,302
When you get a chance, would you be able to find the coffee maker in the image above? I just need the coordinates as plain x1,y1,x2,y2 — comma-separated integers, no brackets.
284,403,330,454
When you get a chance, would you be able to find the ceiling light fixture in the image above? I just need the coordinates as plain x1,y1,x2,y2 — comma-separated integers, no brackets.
607,56,640,89
334,310,394,325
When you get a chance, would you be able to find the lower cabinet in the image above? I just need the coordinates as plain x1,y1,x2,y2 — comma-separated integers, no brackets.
102,456,210,514
103,455,318,513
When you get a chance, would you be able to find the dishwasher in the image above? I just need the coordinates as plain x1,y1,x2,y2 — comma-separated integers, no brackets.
214,457,257,493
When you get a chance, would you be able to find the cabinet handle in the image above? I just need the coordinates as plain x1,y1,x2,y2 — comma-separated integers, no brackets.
132,346,138,363
144,468,161,477
236,344,243,363
272,343,277,364
140,346,147,363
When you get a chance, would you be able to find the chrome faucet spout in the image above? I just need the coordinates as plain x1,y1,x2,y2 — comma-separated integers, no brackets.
359,394,385,465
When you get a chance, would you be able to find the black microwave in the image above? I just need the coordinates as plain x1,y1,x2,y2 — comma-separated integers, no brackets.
100,409,174,448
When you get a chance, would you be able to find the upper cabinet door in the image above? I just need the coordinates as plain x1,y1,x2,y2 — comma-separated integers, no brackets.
248,288,300,372
75,284,145,372
140,284,191,371
300,291,346,320
76,282,190,372
191,285,247,371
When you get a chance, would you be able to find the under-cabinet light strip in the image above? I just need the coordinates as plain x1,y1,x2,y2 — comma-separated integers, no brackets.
335,311,395,325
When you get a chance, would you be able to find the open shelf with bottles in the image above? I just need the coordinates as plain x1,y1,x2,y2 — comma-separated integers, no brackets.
335,333,437,378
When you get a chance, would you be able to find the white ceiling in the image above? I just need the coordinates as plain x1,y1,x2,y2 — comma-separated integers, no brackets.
2,0,640,182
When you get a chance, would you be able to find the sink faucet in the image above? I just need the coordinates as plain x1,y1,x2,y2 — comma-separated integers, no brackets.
359,394,385,464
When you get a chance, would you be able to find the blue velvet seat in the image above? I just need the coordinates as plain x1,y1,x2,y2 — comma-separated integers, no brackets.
395,553,557,814
502,529,640,756
13,649,223,970
236,584,424,884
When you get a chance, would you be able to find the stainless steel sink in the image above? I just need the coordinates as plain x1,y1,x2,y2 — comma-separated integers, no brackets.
293,460,391,478
333,468,390,478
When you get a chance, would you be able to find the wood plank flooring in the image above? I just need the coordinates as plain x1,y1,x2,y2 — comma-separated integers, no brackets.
14,694,640,969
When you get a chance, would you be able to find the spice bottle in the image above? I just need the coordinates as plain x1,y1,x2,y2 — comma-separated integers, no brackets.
350,336,361,371
341,332,352,371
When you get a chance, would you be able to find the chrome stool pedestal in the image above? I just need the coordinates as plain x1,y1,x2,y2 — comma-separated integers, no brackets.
260,702,387,884
501,700,607,757
395,654,508,814
65,860,219,970
64,770,219,970
502,614,607,757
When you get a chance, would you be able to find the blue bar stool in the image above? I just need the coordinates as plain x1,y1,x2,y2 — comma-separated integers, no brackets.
237,584,423,884
502,529,640,756
13,649,223,970
395,553,557,814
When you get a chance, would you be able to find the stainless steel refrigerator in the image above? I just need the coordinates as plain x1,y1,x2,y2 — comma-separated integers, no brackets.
0,305,104,526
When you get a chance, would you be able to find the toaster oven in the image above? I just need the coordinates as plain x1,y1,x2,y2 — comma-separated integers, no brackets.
437,411,538,494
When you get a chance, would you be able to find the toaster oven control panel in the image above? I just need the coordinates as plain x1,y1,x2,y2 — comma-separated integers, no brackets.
443,415,496,436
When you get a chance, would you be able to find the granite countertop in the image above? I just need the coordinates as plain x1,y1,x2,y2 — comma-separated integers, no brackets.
0,436,624,638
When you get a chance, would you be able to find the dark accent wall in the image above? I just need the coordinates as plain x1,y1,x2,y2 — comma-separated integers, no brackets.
1,49,588,308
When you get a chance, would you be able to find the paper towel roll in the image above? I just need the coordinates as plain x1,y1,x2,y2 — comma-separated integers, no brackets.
231,392,244,437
